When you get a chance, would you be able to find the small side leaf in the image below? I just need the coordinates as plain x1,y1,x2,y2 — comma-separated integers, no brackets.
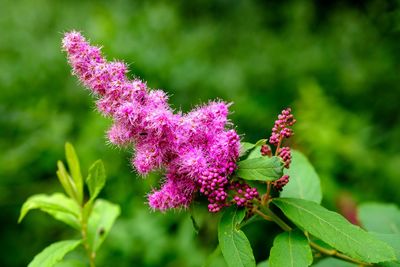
237,156,283,182
358,202,400,234
280,150,322,204
56,161,77,201
269,230,313,267
240,139,267,157
86,160,106,201
65,143,83,204
247,149,262,159
19,193,80,229
254,139,268,147
218,207,256,267
273,198,396,263
28,239,82,267
240,142,256,157
246,139,268,159
87,199,120,252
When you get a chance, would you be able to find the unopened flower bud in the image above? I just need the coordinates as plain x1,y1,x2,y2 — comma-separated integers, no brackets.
260,144,272,157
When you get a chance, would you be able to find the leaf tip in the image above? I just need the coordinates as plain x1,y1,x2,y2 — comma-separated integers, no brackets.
17,213,25,223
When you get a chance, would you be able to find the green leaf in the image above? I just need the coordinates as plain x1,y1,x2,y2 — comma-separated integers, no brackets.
87,199,120,252
218,207,256,267
203,245,222,267
380,260,400,267
54,259,87,267
86,160,106,201
240,139,267,157
257,260,269,267
240,142,256,157
254,139,267,146
56,161,77,201
190,214,200,235
358,202,400,234
381,261,400,267
313,258,357,267
237,156,284,182
273,198,396,263
19,193,80,229
269,230,313,267
65,143,83,204
371,232,400,267
309,238,334,251
247,148,262,159
281,150,322,204
28,240,82,267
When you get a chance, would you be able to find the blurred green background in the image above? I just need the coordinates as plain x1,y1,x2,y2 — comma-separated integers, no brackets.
1,0,400,266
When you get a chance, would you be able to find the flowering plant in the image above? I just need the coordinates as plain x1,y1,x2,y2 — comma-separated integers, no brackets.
19,32,400,267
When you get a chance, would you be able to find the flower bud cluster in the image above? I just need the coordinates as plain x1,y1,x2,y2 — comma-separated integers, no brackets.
264,108,296,191
260,144,272,157
63,31,258,212
274,175,289,191
269,108,296,145
230,182,259,207
199,164,231,212
278,146,292,168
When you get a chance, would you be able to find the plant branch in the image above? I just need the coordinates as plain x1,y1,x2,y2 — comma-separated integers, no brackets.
261,181,272,206
274,136,283,156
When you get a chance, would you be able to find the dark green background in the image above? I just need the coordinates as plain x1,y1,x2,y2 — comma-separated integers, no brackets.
1,0,399,266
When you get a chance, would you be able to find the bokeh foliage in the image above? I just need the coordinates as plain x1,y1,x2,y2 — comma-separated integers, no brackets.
1,0,399,266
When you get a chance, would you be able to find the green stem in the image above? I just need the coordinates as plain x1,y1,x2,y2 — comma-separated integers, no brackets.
80,205,96,267
253,209,273,222
262,206,292,232
261,181,272,206
309,241,372,266
240,211,265,228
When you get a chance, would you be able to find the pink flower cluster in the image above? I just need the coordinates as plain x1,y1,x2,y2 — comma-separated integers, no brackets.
62,31,258,212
